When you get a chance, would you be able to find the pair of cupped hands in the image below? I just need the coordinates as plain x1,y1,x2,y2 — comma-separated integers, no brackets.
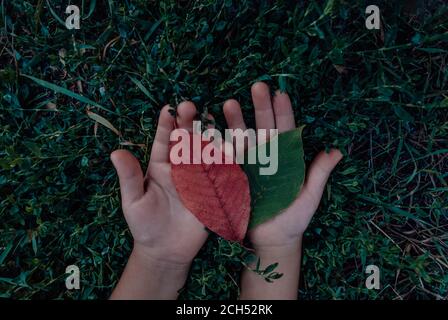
111,82,342,269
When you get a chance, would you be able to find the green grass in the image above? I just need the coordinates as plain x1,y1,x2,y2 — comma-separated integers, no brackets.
1,0,447,299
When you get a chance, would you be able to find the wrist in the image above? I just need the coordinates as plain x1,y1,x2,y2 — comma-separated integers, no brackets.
250,234,303,259
240,235,303,300
110,243,191,299
132,242,192,272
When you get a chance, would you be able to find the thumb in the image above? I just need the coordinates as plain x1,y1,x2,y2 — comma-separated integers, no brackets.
111,150,144,206
303,149,343,205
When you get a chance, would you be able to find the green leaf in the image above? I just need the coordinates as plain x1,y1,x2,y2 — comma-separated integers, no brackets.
323,0,335,16
278,75,287,92
439,98,448,108
417,48,447,54
31,234,37,255
128,75,158,105
242,127,305,229
85,0,97,19
263,262,279,275
45,0,66,27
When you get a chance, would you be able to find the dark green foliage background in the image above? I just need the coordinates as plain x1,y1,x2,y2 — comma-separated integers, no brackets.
1,0,447,299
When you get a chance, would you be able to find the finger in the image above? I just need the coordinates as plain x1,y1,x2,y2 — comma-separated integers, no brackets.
111,150,144,206
251,82,275,130
223,99,253,155
223,99,247,130
150,105,175,163
272,90,295,133
176,101,197,132
302,149,343,205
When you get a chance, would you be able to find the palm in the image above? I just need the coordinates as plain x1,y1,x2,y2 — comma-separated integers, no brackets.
223,82,342,247
131,162,207,263
248,186,326,247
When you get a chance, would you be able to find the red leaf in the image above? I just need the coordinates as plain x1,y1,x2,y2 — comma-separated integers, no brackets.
170,133,250,242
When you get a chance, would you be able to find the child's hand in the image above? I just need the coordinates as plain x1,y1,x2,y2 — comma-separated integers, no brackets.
111,103,208,265
111,103,208,299
224,82,342,246
223,82,343,299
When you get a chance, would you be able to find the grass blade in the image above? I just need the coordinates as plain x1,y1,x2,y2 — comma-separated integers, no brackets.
87,111,121,137
22,74,115,114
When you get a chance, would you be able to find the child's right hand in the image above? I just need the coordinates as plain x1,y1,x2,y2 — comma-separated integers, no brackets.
111,103,208,267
